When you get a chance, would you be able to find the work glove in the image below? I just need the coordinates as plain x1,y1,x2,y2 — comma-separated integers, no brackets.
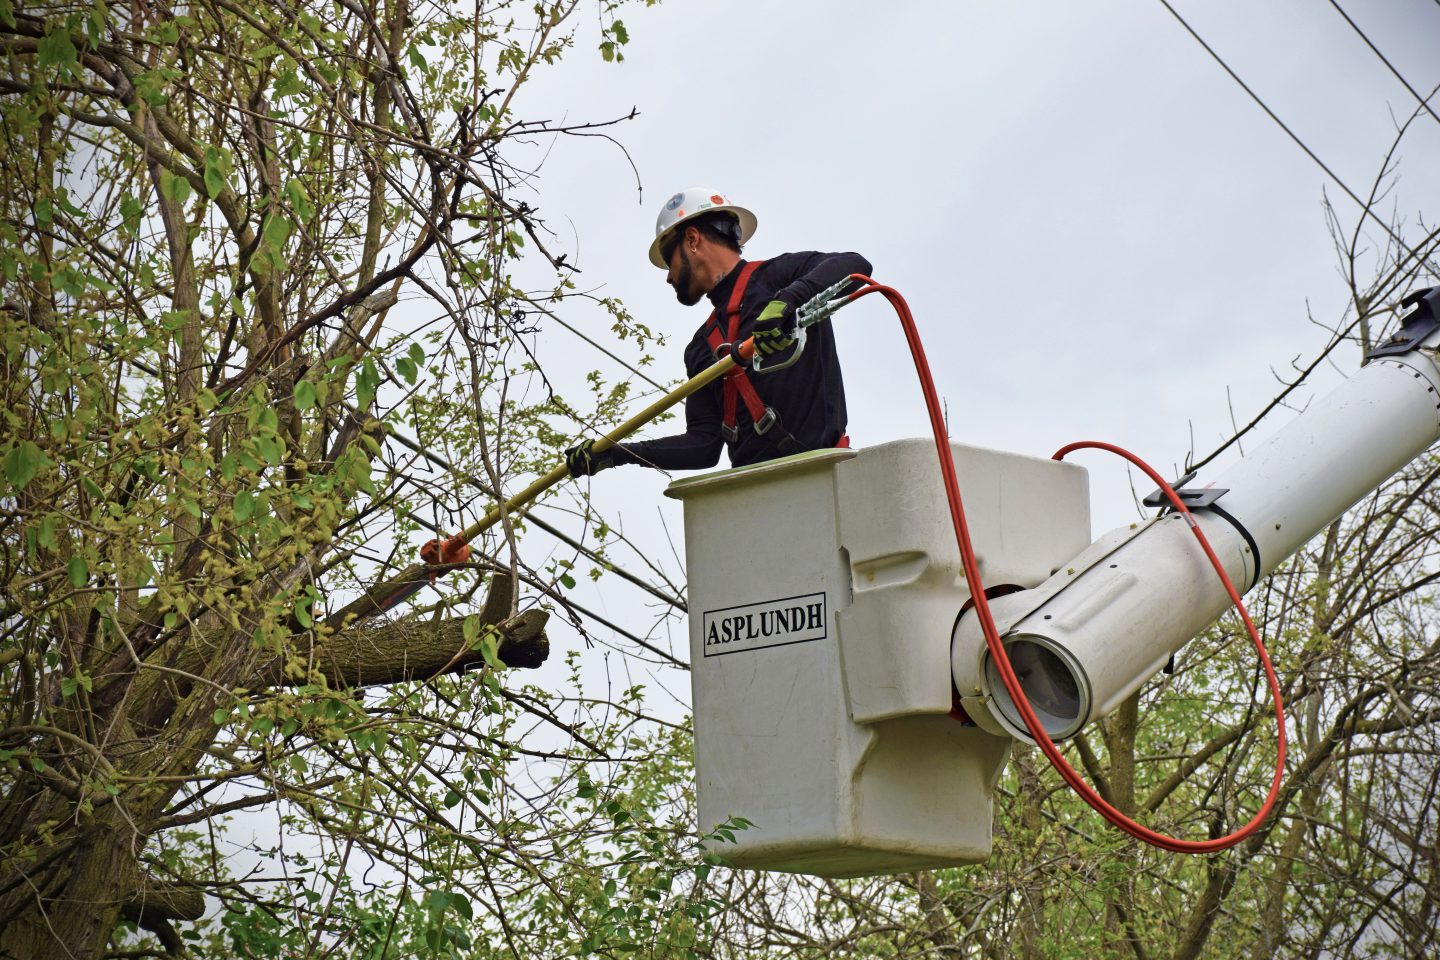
751,299,796,359
565,439,617,478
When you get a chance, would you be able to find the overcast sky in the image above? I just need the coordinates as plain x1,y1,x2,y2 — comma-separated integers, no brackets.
488,0,1440,686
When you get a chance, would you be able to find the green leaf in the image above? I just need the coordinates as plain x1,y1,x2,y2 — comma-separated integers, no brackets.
61,677,78,697
203,146,227,198
293,379,316,410
37,28,78,71
5,441,52,491
234,490,255,522
284,179,314,224
273,67,304,99
87,0,106,42
55,187,86,219
559,573,576,590
134,69,169,106
348,452,374,494
355,356,380,410
37,515,57,550
479,631,501,669
212,708,229,725
119,194,142,234
164,170,192,204
67,556,87,588
394,356,416,385
424,890,452,916
0,0,16,29
408,342,425,366
263,212,292,253
294,596,313,629
255,435,282,466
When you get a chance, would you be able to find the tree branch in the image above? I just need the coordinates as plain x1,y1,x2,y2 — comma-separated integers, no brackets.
252,573,548,688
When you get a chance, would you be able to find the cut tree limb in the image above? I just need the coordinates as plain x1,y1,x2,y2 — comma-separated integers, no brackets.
272,608,551,687
253,570,548,688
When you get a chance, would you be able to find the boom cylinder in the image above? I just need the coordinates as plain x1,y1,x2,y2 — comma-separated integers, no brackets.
953,290,1440,741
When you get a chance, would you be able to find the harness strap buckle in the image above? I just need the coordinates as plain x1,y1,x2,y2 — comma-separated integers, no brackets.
753,406,779,436
711,341,747,366
720,423,739,443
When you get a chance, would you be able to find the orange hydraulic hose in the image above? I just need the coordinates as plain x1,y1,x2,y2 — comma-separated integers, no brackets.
843,274,1286,853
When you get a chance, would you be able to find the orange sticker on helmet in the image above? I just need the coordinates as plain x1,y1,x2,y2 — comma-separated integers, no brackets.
710,194,725,205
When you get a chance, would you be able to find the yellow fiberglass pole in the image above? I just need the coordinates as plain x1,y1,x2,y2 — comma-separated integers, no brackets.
326,340,751,628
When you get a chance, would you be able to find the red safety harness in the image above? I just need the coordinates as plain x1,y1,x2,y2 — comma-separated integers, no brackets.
702,260,778,442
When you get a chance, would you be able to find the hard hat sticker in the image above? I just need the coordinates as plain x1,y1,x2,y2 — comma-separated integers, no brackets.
665,192,686,210
701,592,827,656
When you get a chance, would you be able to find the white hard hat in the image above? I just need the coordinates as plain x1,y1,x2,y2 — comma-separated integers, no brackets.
648,187,757,269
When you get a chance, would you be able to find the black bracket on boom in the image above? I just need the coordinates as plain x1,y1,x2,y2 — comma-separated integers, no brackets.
1143,476,1262,590
1141,484,1231,510
1141,470,1229,510
1366,286,1440,362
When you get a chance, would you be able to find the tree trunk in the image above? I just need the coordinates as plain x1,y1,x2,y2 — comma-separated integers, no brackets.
1,807,142,960
0,573,548,957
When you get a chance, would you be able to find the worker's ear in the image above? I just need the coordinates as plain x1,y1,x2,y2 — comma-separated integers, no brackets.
683,224,703,253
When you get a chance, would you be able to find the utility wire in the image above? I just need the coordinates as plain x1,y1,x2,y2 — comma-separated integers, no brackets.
1155,0,1427,271
1326,0,1440,128
534,300,668,392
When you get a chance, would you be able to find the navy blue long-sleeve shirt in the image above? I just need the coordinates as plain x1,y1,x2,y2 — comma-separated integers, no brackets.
615,251,871,470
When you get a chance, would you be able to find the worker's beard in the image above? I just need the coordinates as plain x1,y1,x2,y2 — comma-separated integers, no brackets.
672,247,704,306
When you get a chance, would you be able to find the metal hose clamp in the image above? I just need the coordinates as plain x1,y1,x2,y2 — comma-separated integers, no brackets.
751,277,857,374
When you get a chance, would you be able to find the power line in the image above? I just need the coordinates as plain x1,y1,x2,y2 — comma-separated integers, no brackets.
1327,0,1440,129
533,300,668,392
1155,0,1427,270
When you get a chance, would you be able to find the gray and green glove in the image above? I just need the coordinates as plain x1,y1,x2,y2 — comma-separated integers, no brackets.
751,299,796,358
565,439,617,478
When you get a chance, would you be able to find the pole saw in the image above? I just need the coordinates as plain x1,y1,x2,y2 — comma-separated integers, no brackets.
324,277,858,630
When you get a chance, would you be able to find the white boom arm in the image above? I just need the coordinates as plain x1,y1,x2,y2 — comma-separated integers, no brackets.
953,286,1440,742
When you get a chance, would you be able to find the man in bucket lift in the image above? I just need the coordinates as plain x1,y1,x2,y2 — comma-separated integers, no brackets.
566,187,872,477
